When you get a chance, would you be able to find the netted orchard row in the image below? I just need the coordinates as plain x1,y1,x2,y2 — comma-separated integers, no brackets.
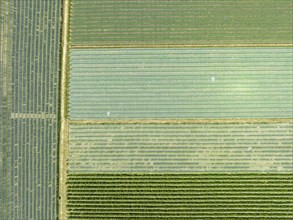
1,0,62,219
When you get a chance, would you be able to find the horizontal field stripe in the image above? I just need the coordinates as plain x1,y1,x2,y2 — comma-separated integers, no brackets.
68,173,293,178
69,119,293,124
68,123,293,172
67,173,293,219
69,48,293,119
70,0,293,46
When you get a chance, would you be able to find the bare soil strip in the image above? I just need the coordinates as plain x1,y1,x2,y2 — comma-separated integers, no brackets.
59,0,69,219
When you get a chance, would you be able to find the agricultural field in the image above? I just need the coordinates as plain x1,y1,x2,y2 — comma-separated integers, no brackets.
63,0,293,219
70,0,293,46
69,48,293,119
1,0,292,219
1,0,62,219
67,173,293,219
68,123,293,173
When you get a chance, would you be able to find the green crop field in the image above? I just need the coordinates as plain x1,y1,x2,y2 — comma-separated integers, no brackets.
69,48,293,119
70,0,293,46
64,0,293,219
67,173,293,219
0,0,13,218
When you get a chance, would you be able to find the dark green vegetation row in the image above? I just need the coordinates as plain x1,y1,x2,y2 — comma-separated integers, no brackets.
0,0,62,219
70,0,293,46
69,48,293,119
67,173,293,219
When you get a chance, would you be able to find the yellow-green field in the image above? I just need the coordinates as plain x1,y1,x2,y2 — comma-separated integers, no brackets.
70,0,293,46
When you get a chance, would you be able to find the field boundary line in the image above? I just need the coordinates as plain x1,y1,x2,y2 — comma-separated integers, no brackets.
59,0,69,219
68,118,293,125
70,44,293,49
